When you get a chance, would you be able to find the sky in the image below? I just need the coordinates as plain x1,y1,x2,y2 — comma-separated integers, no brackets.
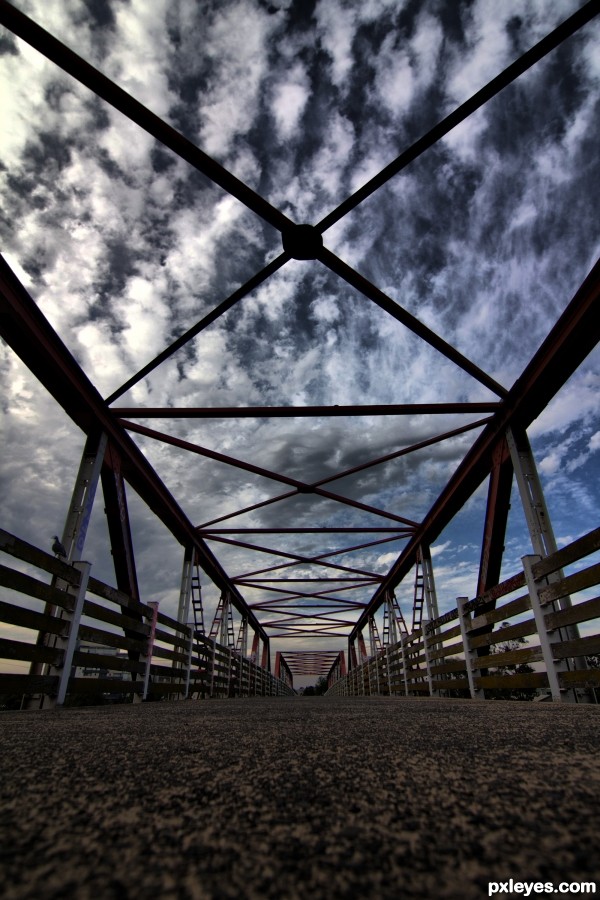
0,0,599,683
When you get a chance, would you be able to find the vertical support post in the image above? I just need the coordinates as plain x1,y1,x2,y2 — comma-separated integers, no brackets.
385,645,392,695
368,615,378,658
62,433,109,563
400,633,410,696
142,601,159,701
218,592,229,647
210,638,217,698
251,631,259,664
522,555,576,703
30,433,107,685
184,624,194,699
457,596,485,700
477,437,513,597
51,561,91,707
102,445,141,603
506,427,559,559
421,546,440,623
421,620,436,696
178,546,194,625
507,426,585,657
387,593,398,646
239,617,248,658
102,445,146,697
374,648,381,695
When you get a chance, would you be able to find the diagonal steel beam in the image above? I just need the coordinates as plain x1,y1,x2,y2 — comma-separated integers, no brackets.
106,253,289,404
320,249,507,397
232,533,406,580
316,1,599,232
119,419,418,525
0,257,270,645
194,419,487,529
203,534,381,579
0,0,292,234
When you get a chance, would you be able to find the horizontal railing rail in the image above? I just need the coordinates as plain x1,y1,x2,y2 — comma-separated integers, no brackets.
0,529,293,707
329,525,600,703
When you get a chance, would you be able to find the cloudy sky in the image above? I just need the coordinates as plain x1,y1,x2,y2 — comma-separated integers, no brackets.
1,0,599,677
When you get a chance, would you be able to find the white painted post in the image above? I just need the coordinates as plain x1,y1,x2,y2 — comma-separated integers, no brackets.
184,625,194,699
400,633,410,696
55,561,91,706
142,601,159,701
422,620,436,696
457,596,485,700
522,554,575,703
385,645,392,695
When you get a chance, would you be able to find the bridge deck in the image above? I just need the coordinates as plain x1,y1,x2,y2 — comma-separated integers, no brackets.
1,696,598,899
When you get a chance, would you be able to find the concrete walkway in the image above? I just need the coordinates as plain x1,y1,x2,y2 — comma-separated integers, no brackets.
0,696,598,899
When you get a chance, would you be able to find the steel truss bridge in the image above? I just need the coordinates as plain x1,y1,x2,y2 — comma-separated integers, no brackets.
0,1,599,703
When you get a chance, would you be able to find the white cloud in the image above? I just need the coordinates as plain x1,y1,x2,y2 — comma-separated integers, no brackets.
271,64,310,140
199,1,276,158
374,43,415,118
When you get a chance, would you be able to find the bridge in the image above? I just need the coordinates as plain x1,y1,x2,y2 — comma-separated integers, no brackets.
0,1,599,896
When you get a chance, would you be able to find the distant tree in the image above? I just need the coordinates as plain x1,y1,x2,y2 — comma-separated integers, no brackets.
315,675,328,695
302,676,328,696
486,622,536,701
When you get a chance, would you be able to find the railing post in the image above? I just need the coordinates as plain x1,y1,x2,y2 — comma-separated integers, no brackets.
142,601,159,701
385,645,392,695
184,624,194,699
422,620,436,696
457,596,485,700
400,633,410,696
53,561,91,707
522,555,576,703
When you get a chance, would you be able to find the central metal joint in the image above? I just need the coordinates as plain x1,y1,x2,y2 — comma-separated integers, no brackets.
282,224,323,260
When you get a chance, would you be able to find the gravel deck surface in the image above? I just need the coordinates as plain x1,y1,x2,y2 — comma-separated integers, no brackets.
0,695,598,900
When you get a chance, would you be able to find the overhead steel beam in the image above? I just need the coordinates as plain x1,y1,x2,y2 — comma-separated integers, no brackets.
120,419,418,526
317,0,600,231
194,416,488,529
199,528,411,534
0,257,269,645
111,403,499,417
350,258,600,640
321,248,508,397
106,254,289,404
0,0,292,234
229,533,405,581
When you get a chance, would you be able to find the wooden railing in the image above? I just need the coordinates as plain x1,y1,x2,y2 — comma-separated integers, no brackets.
0,529,293,707
328,526,600,702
